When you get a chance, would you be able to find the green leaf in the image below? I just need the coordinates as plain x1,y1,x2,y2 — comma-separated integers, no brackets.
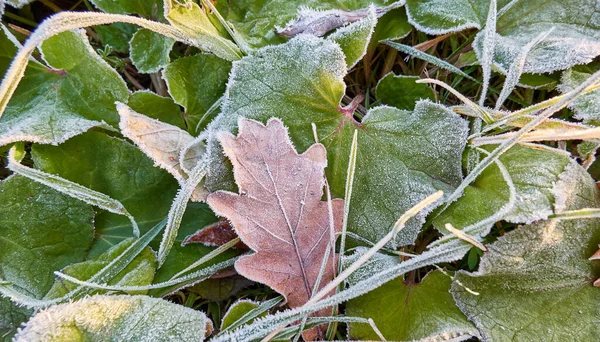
14,295,213,342
433,145,572,230
407,0,600,73
90,0,164,20
0,175,94,298
190,276,252,302
206,35,468,246
367,7,411,52
0,25,17,76
31,131,178,257
45,238,156,300
451,161,600,340
221,300,262,331
346,266,478,340
0,296,32,341
165,1,242,61
327,6,376,69
94,23,137,54
130,29,175,74
127,90,185,129
559,66,600,125
0,30,129,146
163,54,231,134
375,73,435,110
214,0,391,49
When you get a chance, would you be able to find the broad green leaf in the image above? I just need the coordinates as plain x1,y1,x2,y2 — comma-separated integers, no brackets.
163,54,231,134
31,131,178,257
89,0,164,20
346,265,478,340
375,73,435,110
14,295,213,342
0,25,17,76
559,66,600,125
165,1,242,61
0,175,94,298
221,300,262,331
94,23,137,53
206,35,468,246
367,7,412,52
0,296,32,341
214,0,391,49
452,162,600,341
45,238,156,300
327,6,376,69
0,30,128,146
433,145,572,230
127,90,185,129
130,29,175,74
407,0,600,73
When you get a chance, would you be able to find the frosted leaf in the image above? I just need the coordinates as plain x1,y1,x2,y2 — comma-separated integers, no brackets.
129,29,174,74
4,0,36,9
408,0,600,74
213,0,393,49
31,131,179,256
344,248,478,341
220,299,261,331
434,145,572,230
327,6,377,69
0,296,32,340
375,73,435,110
89,0,164,19
163,54,231,133
205,34,467,247
0,30,128,146
127,90,186,129
0,175,94,300
558,66,600,125
14,295,213,342
452,161,600,341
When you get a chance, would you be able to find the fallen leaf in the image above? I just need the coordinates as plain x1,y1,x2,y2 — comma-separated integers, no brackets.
207,118,343,340
183,218,249,251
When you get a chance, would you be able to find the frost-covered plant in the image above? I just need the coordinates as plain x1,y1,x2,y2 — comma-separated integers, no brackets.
1,0,600,341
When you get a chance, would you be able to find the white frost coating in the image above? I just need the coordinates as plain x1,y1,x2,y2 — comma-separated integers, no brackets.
4,0,35,9
552,161,592,214
327,5,377,69
14,295,213,342
559,68,600,123
405,0,484,35
478,0,496,106
218,297,282,334
7,146,140,237
180,136,207,175
118,102,208,201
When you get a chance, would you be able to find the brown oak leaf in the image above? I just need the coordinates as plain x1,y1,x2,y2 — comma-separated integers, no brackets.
206,118,343,340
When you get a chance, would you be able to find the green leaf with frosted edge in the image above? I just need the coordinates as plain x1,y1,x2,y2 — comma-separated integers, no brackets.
451,161,600,341
0,25,17,76
346,267,478,340
221,300,263,331
127,91,186,129
206,35,468,247
0,30,129,146
45,239,156,300
559,65,600,125
375,73,435,110
1,296,32,341
130,29,175,74
433,145,572,231
148,202,239,297
214,0,391,49
90,0,164,20
407,0,600,74
14,295,212,342
163,54,231,134
31,131,178,257
367,7,412,52
94,23,137,54
327,6,376,69
0,175,94,299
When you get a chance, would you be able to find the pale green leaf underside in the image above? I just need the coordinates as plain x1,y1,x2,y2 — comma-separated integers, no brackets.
129,29,175,74
346,256,478,341
205,35,467,247
0,30,128,146
14,295,212,342
452,162,600,341
407,0,600,73
0,175,94,299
